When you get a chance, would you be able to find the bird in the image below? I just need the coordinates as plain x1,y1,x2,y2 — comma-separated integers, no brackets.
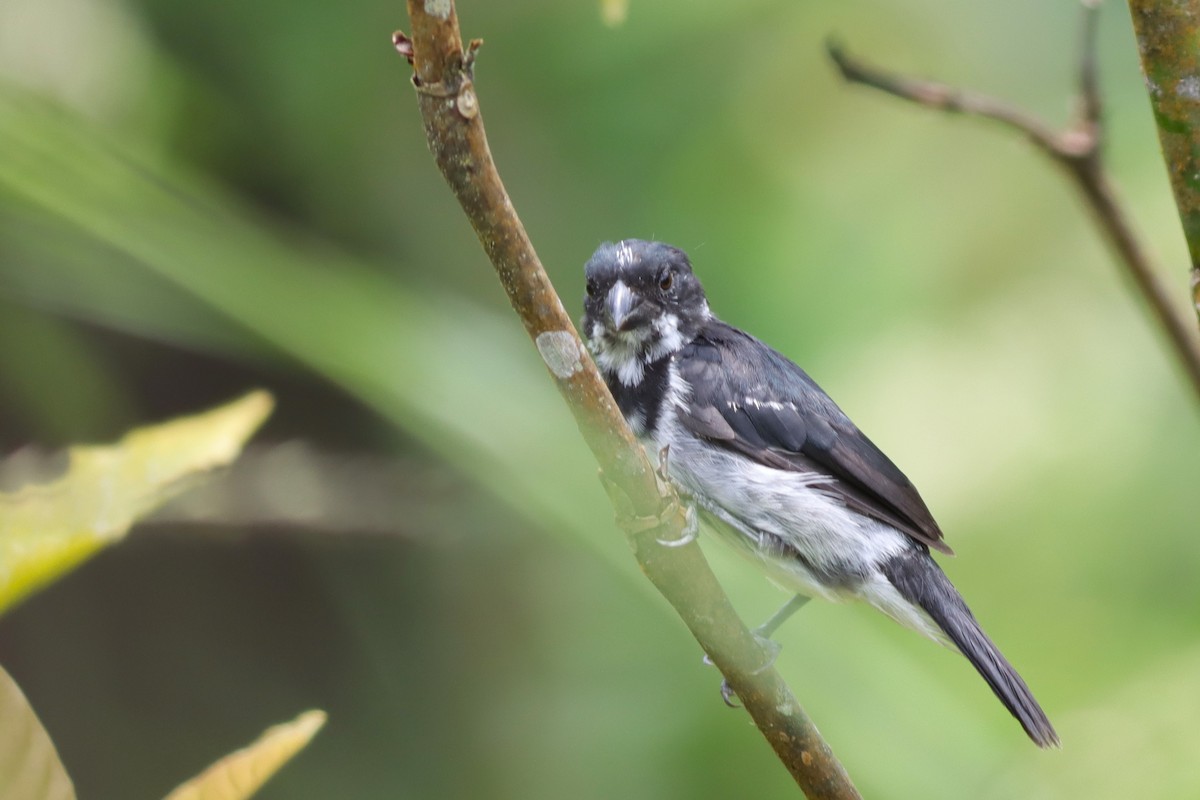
581,238,1058,748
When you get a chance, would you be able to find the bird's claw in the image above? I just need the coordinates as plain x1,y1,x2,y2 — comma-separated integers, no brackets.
719,678,740,708
750,633,783,670
703,654,742,708
651,444,696,547
655,504,697,547
702,632,783,708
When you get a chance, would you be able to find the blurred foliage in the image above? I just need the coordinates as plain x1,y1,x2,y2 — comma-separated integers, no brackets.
0,664,74,800
0,392,271,613
164,710,327,800
0,392,329,800
0,0,1198,798
600,0,629,27
1,661,322,800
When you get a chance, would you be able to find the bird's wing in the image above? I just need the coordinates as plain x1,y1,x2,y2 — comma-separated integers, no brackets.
675,322,952,554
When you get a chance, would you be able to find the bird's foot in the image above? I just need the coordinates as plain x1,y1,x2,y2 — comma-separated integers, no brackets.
719,677,739,708
702,636,783,709
701,654,742,708
655,504,697,548
751,634,783,669
600,464,695,545
650,445,696,547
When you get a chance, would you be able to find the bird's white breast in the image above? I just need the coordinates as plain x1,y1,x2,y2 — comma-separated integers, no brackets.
648,361,912,605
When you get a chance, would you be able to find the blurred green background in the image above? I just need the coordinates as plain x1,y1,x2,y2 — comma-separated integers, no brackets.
2,0,1199,797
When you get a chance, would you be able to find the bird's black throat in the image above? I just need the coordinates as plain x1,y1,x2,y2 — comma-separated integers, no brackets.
602,354,673,438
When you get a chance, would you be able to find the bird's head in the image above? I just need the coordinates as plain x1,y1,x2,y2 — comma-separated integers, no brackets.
582,239,709,385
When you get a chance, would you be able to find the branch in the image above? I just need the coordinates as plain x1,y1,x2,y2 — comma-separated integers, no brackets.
828,1,1200,404
396,4,860,798
1128,0,1200,330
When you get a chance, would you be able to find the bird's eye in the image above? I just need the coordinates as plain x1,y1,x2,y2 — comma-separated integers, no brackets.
586,279,599,298
659,271,674,291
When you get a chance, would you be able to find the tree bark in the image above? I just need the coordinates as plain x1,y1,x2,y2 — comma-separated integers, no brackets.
1127,0,1200,330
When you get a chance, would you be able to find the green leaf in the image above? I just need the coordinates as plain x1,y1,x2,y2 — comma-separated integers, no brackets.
0,391,273,614
163,710,327,800
0,665,76,800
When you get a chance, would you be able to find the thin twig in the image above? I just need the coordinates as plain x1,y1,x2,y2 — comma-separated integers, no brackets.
397,4,860,797
828,1,1200,404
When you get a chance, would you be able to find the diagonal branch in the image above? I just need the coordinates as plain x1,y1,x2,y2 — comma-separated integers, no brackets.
1127,0,1200,330
397,3,860,797
828,1,1200,405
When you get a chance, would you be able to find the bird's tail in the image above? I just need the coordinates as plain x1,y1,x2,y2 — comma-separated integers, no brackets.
880,550,1060,748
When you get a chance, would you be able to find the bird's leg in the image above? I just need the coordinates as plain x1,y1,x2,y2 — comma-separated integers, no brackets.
754,593,810,639
714,594,811,707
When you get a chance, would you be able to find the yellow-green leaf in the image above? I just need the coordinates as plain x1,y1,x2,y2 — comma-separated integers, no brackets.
163,710,327,800
0,665,76,800
0,391,273,614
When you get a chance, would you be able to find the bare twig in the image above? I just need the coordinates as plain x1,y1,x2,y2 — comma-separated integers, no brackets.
828,2,1200,404
1127,0,1200,330
398,3,860,797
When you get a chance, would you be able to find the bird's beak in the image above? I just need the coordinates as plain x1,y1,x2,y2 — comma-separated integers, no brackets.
606,280,639,331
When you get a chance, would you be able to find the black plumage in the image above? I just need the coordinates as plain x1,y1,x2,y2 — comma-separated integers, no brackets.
673,319,954,556
881,551,1057,747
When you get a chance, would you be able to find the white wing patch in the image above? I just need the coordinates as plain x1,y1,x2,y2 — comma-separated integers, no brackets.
745,398,796,412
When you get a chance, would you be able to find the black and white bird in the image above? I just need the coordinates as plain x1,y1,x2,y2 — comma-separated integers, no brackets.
582,238,1058,748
